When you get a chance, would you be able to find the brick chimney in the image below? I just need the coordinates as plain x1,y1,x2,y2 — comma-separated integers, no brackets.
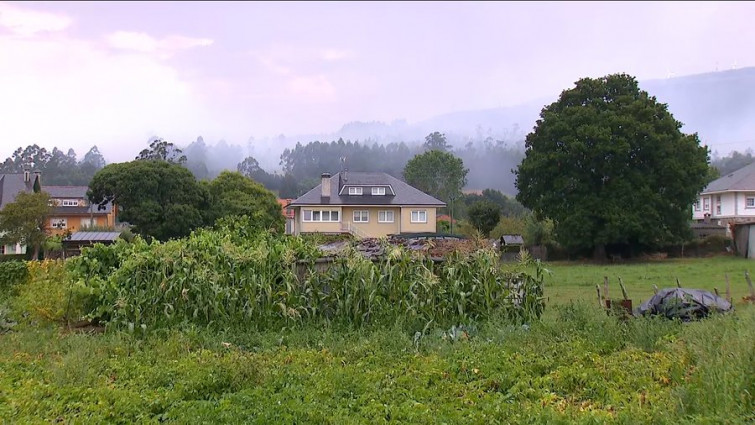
23,166,30,183
321,173,331,198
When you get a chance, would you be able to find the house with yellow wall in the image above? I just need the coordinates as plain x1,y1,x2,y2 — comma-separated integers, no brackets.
45,186,117,236
287,172,445,238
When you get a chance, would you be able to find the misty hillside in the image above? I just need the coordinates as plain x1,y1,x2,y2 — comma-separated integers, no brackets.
182,67,755,195
321,67,755,154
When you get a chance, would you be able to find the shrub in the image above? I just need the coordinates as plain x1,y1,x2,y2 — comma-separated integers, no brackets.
0,261,29,295
12,260,90,324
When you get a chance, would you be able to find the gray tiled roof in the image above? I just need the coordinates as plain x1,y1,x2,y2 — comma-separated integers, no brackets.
0,174,34,210
289,172,446,207
44,186,88,199
703,161,755,194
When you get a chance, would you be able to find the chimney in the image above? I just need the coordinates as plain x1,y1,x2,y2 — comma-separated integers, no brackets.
321,173,331,198
33,170,41,184
23,166,30,183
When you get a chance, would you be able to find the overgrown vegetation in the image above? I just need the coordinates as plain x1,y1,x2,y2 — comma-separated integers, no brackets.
0,302,751,423
1,222,752,423
60,218,544,331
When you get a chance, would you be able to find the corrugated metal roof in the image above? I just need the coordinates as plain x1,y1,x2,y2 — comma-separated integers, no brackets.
501,234,524,245
65,231,121,242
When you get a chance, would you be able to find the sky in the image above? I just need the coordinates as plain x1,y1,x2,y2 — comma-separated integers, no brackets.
1,1,754,163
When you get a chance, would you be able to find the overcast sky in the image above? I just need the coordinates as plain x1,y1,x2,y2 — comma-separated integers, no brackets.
1,1,753,162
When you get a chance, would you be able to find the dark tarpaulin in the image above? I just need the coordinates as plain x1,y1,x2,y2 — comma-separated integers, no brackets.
636,288,733,321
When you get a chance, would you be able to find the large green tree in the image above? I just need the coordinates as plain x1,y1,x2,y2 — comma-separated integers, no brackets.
467,200,501,237
515,73,709,258
205,171,285,233
0,191,52,259
403,150,468,204
88,161,207,241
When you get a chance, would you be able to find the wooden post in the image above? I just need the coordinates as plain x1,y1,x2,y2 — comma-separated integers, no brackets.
618,277,629,300
725,273,731,303
596,285,602,307
746,271,754,300
676,278,682,288
603,276,609,306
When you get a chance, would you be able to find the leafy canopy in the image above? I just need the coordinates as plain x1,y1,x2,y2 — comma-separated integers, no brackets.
515,73,709,255
467,200,501,237
88,161,207,241
205,171,285,233
404,150,468,204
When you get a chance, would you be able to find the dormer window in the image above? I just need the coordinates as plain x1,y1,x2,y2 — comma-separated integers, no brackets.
62,199,79,207
372,187,386,196
348,187,363,195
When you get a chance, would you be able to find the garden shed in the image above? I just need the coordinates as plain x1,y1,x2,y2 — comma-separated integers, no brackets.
732,221,755,259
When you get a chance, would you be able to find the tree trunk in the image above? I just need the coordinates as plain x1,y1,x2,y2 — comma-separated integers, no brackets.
593,244,606,262
32,244,40,261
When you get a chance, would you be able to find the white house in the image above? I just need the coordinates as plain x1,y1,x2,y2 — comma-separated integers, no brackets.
692,161,755,229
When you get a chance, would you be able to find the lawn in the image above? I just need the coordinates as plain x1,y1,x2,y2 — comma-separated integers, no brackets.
542,255,754,306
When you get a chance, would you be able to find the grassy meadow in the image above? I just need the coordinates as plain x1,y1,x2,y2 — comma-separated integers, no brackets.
1,247,753,424
543,256,754,306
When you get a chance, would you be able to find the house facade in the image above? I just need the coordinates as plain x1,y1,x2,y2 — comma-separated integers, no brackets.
692,161,755,229
44,186,117,236
287,172,446,238
0,170,39,255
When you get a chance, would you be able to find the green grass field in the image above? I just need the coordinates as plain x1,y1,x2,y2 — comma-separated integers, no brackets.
1,255,753,423
542,256,754,306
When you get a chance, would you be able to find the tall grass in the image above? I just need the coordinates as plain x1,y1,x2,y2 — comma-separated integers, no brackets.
65,217,545,331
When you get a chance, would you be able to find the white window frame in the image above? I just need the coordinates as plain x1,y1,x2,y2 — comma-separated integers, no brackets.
51,218,67,229
348,187,363,195
378,210,394,223
746,196,755,209
353,210,369,223
703,198,710,211
410,210,427,223
302,209,340,222
694,199,701,211
80,217,95,228
371,187,386,196
62,199,79,207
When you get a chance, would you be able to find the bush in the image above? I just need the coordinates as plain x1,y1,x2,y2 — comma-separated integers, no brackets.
12,260,90,325
0,261,29,295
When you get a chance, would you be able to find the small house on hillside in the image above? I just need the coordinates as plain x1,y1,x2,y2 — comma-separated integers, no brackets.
287,172,446,238
692,161,755,233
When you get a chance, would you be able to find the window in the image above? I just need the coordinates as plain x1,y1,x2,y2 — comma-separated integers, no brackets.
703,198,710,211
51,218,67,229
746,196,755,208
302,209,340,222
378,210,394,223
81,218,95,228
411,210,427,223
372,187,386,196
62,199,79,207
348,187,363,195
353,210,369,222
694,199,701,211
